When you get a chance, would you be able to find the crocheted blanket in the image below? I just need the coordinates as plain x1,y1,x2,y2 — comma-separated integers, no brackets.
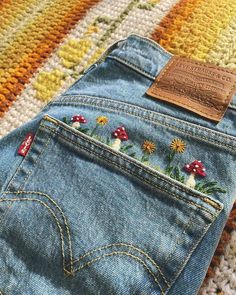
0,1,235,293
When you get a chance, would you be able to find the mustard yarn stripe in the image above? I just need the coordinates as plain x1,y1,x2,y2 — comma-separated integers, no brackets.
151,0,236,63
206,15,236,69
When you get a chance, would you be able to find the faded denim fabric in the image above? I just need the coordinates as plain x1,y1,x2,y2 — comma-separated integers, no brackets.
0,34,235,295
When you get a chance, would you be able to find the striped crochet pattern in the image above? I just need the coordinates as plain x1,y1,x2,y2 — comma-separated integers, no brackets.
0,1,236,293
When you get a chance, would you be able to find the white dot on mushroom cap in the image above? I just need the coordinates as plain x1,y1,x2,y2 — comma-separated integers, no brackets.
202,168,206,171
121,127,125,130
114,133,117,136
195,165,199,168
117,129,120,132
193,169,196,172
186,165,190,168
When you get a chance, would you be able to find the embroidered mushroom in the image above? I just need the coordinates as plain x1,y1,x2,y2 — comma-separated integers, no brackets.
111,126,128,151
184,160,206,188
71,115,87,129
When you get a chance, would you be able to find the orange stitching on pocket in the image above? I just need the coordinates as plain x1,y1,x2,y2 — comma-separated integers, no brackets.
41,124,222,215
3,190,73,273
70,242,170,288
73,251,164,295
0,197,71,276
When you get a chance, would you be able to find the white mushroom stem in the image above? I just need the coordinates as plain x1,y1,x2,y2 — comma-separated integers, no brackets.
71,122,80,129
111,138,121,151
186,173,196,188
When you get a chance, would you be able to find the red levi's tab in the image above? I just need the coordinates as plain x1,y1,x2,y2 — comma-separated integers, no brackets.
18,133,34,156
146,56,236,122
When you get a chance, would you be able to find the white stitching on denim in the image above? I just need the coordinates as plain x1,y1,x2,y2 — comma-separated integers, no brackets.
69,242,170,288
40,124,222,216
3,190,73,273
72,251,164,294
0,197,71,276
51,96,236,152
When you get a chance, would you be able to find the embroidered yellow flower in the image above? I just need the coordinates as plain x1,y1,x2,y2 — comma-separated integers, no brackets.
170,138,186,153
96,116,108,125
142,140,156,154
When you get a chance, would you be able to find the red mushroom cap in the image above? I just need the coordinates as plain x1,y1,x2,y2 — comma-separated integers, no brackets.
184,160,206,177
71,115,87,124
112,126,128,141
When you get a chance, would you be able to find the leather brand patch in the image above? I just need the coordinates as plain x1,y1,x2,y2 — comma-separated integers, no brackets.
146,56,236,122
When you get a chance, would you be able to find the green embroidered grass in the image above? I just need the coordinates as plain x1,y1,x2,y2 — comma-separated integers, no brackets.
62,115,227,196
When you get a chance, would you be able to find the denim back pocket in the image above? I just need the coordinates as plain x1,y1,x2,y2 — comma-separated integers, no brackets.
0,97,228,295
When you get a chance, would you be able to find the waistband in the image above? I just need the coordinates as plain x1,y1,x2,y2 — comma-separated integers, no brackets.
106,34,172,79
59,33,236,109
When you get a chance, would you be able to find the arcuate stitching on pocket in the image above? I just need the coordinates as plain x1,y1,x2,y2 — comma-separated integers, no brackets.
0,197,71,276
3,190,73,273
53,95,236,151
72,251,164,294
69,242,170,288
41,124,222,215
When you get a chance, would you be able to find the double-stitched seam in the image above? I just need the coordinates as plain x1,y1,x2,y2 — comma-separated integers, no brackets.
72,251,164,294
165,221,211,293
2,190,73,273
51,97,236,152
7,134,53,192
161,209,196,269
107,55,156,80
0,197,71,276
18,135,53,191
70,242,170,288
41,122,222,212
40,124,221,216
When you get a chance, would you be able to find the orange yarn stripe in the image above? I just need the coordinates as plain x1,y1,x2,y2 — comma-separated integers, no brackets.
151,0,203,48
0,0,101,117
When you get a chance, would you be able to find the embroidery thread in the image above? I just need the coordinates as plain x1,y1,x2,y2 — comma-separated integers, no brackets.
141,140,156,163
62,115,226,196
111,126,129,151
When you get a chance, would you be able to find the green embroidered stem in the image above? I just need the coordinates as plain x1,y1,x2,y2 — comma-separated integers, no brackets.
165,150,175,174
90,124,99,137
141,152,150,163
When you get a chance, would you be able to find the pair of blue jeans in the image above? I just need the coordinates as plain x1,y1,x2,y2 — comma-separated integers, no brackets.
0,34,235,295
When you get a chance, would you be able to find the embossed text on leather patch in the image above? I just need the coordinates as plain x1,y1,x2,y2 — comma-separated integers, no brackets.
146,56,236,122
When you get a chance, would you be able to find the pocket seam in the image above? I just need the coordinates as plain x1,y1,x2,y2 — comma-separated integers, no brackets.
7,132,53,192
72,251,164,293
41,122,222,215
68,242,170,288
0,197,71,276
52,94,236,151
2,190,74,273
